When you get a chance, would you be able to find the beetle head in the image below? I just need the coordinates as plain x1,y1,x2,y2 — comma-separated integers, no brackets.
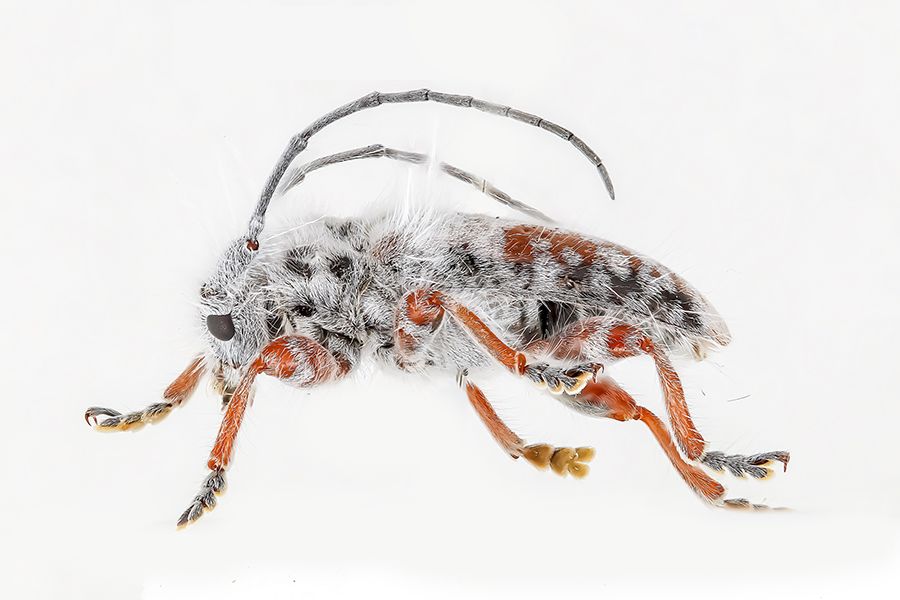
199,237,269,375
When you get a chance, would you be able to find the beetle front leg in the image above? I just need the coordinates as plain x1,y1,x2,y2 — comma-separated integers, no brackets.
177,336,347,528
84,355,206,431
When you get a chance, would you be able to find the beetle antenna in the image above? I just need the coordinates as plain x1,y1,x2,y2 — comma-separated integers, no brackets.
275,144,555,224
247,89,613,240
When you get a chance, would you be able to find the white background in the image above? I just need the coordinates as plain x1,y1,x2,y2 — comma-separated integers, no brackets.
1,1,899,598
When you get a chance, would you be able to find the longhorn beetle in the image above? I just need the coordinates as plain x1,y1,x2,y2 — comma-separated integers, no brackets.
84,89,789,526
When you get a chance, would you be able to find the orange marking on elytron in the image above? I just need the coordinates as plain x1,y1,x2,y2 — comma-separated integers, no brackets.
465,381,523,457
163,355,206,404
503,225,598,266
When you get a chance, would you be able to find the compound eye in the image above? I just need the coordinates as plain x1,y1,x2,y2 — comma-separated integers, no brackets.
207,313,236,341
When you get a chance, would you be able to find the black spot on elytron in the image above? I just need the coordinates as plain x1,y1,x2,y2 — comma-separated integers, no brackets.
329,256,352,279
563,264,592,289
293,303,315,318
655,288,704,330
512,262,535,290
447,245,479,277
459,252,478,275
607,271,643,305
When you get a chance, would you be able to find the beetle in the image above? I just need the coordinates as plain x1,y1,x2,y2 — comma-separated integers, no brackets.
84,89,789,526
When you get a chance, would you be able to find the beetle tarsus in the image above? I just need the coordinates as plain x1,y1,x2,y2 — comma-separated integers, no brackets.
177,468,226,528
84,406,121,426
700,450,791,479
84,403,173,431
523,444,594,478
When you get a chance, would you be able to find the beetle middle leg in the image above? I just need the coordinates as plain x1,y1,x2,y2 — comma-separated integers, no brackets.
177,335,349,527
396,290,596,477
462,376,594,478
84,355,207,431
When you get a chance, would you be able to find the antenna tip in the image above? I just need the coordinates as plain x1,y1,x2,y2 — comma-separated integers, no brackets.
596,162,615,200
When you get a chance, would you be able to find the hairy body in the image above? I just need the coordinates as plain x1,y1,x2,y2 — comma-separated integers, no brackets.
83,88,788,526
206,211,731,391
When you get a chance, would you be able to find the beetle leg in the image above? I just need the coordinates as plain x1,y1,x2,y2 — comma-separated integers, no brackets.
530,317,790,477
398,290,601,391
177,336,348,528
462,377,594,478
84,355,206,431
559,375,726,502
648,346,789,476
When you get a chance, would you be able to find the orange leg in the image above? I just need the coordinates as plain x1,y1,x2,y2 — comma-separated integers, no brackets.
526,317,707,456
567,376,725,502
399,291,786,501
177,336,347,528
464,380,524,458
464,378,594,477
397,290,600,393
532,316,789,477
84,355,207,431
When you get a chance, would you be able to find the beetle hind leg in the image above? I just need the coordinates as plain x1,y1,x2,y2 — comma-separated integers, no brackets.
649,346,791,478
700,450,790,479
533,317,791,483
564,376,727,502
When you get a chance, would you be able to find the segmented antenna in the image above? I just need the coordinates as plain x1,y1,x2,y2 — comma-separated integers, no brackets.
246,89,613,240
277,144,554,223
